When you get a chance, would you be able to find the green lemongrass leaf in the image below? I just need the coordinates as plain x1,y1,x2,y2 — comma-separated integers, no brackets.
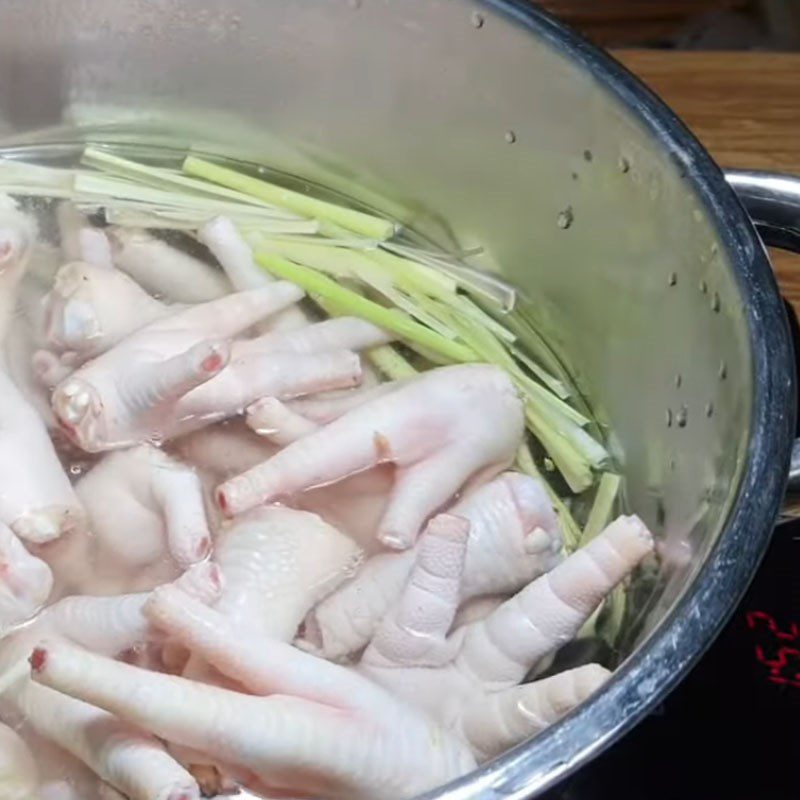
581,472,622,544
316,219,364,240
367,345,419,380
406,293,506,358
366,248,457,299
102,205,319,234
514,371,591,428
516,443,582,552
597,584,627,649
184,155,396,240
452,294,516,344
509,346,572,400
0,160,78,197
374,284,459,341
510,345,570,399
82,147,300,215
482,301,571,384
73,174,298,222
525,389,609,472
382,241,516,310
253,236,460,339
254,251,476,363
525,404,594,494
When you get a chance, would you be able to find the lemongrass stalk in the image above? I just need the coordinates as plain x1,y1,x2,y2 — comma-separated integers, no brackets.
510,345,570,399
184,155,396,240
525,404,594,494
516,443,582,552
413,294,514,366
452,294,516,343
102,206,319,234
366,248,457,298
367,345,419,380
255,234,455,301
514,372,590,427
526,391,608,474
73,174,298,222
0,160,78,197
419,293,588,428
598,584,628,648
253,237,460,338
376,284,459,340
82,147,299,213
255,251,476,363
382,241,516,310
482,302,571,384
581,472,622,544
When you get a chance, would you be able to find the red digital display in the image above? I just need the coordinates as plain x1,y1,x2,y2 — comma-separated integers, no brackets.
745,611,800,689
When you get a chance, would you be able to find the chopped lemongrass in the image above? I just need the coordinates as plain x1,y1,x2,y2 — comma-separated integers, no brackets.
382,241,516,310
73,174,301,222
367,345,419,380
514,372,591,428
581,472,622,544
452,295,516,344
0,160,79,197
374,285,459,341
255,251,476,363
483,303,572,384
516,443,582,552
511,346,570,400
366,248,458,299
253,236,458,325
599,584,628,648
184,155,396,240
82,147,301,214
102,205,320,234
525,405,595,494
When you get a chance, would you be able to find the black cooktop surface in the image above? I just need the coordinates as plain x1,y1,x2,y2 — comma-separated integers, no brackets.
544,522,799,800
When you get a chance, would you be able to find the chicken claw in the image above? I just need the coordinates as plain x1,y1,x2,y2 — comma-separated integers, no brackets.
51,283,305,451
0,721,39,800
43,261,170,361
108,227,230,303
31,590,476,800
357,515,654,756
218,363,525,549
303,471,562,659
0,370,85,544
213,506,362,641
42,445,214,595
0,522,54,634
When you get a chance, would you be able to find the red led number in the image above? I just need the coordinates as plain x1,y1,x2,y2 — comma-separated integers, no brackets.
746,611,800,689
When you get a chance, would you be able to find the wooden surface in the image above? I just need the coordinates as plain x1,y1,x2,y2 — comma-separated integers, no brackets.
613,50,800,314
540,2,748,46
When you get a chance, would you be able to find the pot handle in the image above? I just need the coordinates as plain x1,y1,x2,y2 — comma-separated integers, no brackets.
725,170,800,517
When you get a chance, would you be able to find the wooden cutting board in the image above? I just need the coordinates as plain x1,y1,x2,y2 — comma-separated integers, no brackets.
613,50,800,315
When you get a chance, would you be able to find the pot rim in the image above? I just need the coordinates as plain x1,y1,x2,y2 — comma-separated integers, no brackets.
420,3,796,798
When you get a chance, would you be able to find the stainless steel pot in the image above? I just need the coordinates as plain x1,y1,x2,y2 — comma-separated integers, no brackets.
0,1,796,798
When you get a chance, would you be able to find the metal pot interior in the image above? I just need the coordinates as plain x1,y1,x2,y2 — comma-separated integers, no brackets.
0,0,785,796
